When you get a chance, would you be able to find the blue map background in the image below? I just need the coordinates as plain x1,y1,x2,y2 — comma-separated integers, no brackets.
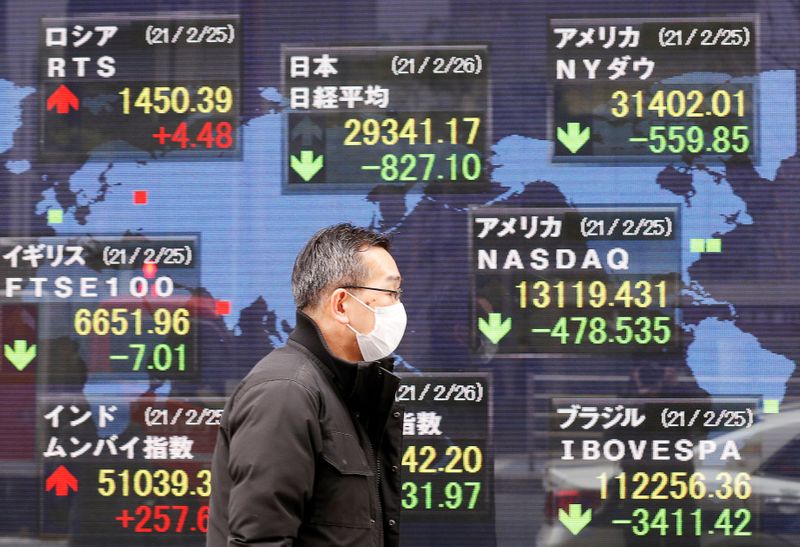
22,68,797,403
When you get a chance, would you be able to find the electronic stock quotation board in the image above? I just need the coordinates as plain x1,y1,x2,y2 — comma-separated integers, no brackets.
0,4,797,547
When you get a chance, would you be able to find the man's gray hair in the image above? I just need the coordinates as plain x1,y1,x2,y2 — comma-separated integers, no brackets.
292,223,391,310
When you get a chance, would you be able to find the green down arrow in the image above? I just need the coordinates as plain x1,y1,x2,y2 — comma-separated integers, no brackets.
291,150,324,182
477,313,511,344
559,503,592,535
556,122,591,153
4,340,36,371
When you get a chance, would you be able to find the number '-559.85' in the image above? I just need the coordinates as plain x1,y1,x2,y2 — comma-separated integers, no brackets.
646,125,749,154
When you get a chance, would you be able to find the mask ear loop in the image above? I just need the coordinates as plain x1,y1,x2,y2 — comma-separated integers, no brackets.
344,290,375,336
343,290,376,312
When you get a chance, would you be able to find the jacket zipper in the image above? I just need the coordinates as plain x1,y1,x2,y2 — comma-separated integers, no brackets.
364,431,384,546
376,453,383,539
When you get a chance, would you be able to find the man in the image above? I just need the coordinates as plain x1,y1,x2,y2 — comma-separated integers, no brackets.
207,223,405,547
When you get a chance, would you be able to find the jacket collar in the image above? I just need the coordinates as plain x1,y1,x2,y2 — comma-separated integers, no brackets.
288,309,396,401
289,309,400,445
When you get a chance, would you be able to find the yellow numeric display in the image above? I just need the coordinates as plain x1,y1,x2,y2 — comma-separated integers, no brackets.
516,280,669,309
598,471,752,501
119,86,233,115
402,445,483,474
74,307,190,336
98,468,211,498
343,116,481,146
610,89,746,119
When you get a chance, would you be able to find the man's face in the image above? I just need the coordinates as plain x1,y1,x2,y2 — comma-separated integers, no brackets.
345,246,402,338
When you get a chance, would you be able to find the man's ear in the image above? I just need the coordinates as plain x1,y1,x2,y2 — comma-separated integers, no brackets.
329,288,350,325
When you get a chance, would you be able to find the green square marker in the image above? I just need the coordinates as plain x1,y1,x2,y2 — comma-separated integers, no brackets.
706,238,722,253
690,238,706,253
47,209,63,224
763,399,780,414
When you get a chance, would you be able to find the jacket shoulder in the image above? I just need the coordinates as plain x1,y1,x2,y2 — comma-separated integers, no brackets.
221,345,325,430
235,345,322,397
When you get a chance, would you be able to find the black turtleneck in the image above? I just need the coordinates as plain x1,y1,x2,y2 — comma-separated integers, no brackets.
289,309,358,397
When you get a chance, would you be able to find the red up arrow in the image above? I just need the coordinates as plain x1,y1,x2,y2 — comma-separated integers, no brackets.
46,84,79,114
45,465,78,496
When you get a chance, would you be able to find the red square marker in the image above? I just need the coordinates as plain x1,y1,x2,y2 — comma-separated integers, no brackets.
215,300,231,316
133,190,148,205
142,261,157,279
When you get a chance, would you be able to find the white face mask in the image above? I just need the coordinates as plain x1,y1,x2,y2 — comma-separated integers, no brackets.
345,291,407,361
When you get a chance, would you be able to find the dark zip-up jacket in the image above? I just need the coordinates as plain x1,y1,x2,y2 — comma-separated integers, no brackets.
207,311,403,546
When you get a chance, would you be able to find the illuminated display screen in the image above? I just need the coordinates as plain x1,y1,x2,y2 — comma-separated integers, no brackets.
397,374,491,516
0,1,798,546
282,45,488,190
40,14,241,161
